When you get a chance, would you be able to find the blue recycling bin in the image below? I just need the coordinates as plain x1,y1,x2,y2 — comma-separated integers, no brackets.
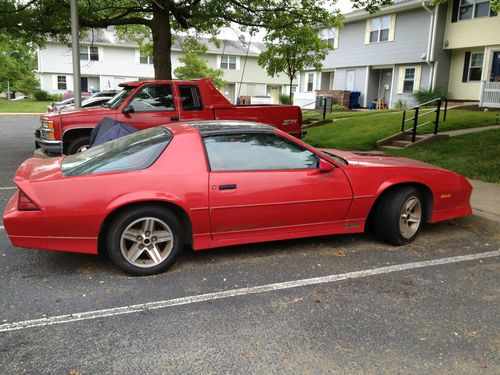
349,91,361,109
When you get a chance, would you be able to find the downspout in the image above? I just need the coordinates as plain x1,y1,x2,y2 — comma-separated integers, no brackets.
422,1,435,91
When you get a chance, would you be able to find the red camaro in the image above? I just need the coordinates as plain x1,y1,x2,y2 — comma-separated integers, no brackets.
3,121,472,275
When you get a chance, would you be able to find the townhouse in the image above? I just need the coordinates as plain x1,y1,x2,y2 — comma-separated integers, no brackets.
36,30,296,104
295,0,451,109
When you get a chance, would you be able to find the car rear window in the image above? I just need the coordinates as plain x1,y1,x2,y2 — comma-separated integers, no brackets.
62,127,172,177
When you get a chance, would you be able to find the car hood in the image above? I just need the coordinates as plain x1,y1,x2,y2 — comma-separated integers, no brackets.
320,149,445,170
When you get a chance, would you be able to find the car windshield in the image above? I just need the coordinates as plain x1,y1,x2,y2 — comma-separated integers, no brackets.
61,127,172,177
105,87,135,109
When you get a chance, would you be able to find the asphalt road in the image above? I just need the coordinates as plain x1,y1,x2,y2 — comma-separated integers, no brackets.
0,115,499,374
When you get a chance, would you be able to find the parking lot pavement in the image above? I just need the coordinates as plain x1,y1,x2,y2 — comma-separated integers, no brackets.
1,116,499,374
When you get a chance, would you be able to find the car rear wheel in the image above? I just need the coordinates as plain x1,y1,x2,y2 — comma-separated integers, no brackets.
66,136,90,154
106,206,185,276
375,187,424,245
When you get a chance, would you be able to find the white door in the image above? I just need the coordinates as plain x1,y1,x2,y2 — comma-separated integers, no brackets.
346,70,356,91
269,86,280,104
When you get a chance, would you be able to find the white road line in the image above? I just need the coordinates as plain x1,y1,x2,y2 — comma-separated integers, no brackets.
0,186,16,190
0,249,499,333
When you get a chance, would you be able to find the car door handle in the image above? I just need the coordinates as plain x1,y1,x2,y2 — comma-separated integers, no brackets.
219,184,237,190
170,116,179,121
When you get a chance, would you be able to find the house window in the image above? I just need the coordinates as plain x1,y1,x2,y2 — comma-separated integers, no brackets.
139,51,154,64
459,0,492,20
80,46,99,61
403,68,416,93
220,56,237,69
369,16,391,43
468,52,484,81
320,28,336,47
306,73,314,92
57,76,67,90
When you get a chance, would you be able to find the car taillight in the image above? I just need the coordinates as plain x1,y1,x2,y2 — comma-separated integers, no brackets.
18,190,40,211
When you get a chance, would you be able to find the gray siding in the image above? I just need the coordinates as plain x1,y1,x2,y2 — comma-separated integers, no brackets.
323,7,432,69
432,3,452,93
334,67,368,105
390,63,432,108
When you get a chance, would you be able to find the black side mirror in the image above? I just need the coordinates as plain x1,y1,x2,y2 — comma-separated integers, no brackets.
122,104,135,114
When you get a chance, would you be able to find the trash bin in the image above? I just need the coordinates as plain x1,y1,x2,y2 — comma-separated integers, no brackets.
349,91,361,109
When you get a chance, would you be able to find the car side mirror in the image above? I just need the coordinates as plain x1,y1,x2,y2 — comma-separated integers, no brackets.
319,159,335,173
122,104,135,114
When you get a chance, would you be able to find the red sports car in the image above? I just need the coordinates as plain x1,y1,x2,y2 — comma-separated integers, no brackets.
3,121,472,275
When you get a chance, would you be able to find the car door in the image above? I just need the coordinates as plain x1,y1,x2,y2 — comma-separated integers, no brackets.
175,84,214,121
204,132,353,241
116,84,180,129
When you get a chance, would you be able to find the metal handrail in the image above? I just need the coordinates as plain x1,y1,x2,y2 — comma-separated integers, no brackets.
401,98,447,142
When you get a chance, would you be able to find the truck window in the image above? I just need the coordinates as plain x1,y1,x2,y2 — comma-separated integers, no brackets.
179,85,203,111
128,85,175,112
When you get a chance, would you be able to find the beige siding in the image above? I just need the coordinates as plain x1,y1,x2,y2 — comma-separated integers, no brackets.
445,2,500,49
448,48,484,100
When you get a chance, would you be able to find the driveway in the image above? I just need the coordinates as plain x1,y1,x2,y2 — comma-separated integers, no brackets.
0,115,499,374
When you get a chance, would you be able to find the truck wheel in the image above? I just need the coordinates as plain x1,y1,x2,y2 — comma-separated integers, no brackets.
106,206,185,276
374,187,424,245
66,136,91,154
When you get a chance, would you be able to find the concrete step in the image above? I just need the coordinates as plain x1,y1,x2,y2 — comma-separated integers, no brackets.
402,134,429,142
392,140,412,147
379,145,405,150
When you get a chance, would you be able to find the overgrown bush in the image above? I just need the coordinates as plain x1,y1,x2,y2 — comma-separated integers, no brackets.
394,99,408,110
414,89,448,104
49,93,63,102
279,94,291,105
332,104,347,111
33,89,50,101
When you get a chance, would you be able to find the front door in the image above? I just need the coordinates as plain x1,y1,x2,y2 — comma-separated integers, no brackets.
378,69,393,105
116,84,180,130
269,86,280,104
203,132,353,241
491,52,500,82
81,77,88,92
346,70,356,91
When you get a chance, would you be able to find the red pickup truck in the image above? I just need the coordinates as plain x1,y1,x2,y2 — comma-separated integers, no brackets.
36,78,303,155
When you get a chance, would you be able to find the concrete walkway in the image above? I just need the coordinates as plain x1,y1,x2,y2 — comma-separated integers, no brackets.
441,125,500,137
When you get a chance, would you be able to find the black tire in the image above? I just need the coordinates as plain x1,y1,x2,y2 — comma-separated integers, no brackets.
106,206,185,276
374,187,424,246
66,136,91,155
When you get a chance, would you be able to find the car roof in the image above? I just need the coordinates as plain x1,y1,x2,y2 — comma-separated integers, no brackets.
178,120,275,136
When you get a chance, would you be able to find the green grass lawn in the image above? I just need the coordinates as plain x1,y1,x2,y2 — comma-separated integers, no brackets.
0,99,51,113
304,109,499,150
384,129,500,183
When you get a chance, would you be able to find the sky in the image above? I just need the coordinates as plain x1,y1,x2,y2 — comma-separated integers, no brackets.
217,0,354,42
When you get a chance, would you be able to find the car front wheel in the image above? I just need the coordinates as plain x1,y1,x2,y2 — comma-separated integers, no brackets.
106,206,185,276
66,136,91,154
375,187,424,245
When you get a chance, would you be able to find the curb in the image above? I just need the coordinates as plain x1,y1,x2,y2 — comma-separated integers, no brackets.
456,209,500,237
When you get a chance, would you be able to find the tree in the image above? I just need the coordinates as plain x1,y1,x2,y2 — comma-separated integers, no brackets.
174,38,225,88
0,32,39,96
258,24,337,101
0,0,394,80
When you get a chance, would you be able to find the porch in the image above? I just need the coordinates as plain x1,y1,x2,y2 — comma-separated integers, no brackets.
480,81,500,108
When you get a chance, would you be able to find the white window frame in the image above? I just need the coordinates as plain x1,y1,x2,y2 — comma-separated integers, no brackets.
320,28,338,48
80,46,99,61
139,50,154,64
468,52,484,81
402,68,416,93
57,75,67,90
458,0,491,21
220,55,237,70
369,16,391,43
306,73,315,92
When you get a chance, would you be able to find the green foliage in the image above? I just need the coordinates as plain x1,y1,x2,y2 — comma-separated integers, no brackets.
394,99,408,110
0,32,39,95
33,89,49,101
173,38,225,88
49,93,63,102
414,89,448,104
332,104,347,111
0,1,394,79
279,94,291,105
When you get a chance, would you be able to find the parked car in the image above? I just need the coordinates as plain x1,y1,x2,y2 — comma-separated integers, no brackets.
36,78,303,155
62,91,92,101
4,121,472,276
47,91,115,113
59,96,113,111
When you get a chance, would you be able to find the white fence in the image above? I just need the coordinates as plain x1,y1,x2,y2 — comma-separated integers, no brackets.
480,81,500,108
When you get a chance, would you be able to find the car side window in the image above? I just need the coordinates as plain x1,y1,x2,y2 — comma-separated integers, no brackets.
179,85,203,111
128,85,175,112
203,133,319,171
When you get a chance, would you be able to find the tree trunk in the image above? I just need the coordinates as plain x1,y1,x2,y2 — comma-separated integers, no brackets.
151,2,172,80
289,76,294,104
